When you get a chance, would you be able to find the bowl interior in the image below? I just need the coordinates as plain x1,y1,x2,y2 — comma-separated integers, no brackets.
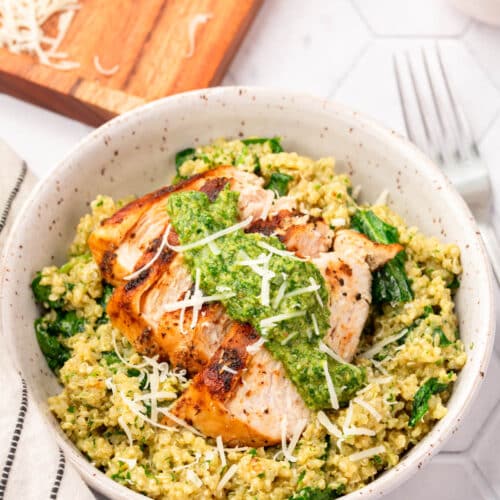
1,87,494,499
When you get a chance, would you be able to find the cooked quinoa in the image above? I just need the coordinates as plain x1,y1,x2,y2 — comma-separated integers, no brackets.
33,138,466,499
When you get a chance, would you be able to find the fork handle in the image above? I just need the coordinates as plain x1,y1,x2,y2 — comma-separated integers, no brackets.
478,222,500,285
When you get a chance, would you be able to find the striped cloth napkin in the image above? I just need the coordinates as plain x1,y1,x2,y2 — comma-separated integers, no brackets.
0,140,95,500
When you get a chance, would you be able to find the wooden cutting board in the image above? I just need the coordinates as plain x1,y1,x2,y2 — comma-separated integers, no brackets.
0,0,262,126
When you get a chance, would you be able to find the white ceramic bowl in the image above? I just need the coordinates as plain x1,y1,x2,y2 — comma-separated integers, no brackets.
1,87,495,500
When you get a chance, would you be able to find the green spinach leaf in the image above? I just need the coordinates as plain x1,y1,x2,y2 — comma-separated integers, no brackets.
351,210,413,303
35,318,70,372
102,351,121,365
242,137,283,153
409,377,449,427
174,147,197,180
31,272,63,309
265,172,293,197
48,310,85,337
433,327,453,347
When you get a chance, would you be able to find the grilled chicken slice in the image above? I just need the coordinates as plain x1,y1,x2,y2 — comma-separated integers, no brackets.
107,247,234,373
314,229,403,361
168,323,310,447
247,210,334,258
89,166,272,285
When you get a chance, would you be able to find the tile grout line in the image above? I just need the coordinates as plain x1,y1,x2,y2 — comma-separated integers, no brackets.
350,0,376,36
328,40,372,99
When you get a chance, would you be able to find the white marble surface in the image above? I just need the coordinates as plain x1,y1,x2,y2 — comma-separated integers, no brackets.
1,0,499,498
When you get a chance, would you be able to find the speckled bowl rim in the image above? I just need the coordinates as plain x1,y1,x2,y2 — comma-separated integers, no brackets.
1,86,495,500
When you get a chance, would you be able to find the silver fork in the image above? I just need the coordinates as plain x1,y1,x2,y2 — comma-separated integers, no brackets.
393,45,500,284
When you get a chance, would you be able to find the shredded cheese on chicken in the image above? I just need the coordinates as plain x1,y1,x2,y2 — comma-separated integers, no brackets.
319,341,348,365
165,217,252,253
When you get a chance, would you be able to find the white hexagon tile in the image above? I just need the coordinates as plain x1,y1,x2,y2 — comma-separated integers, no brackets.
224,0,370,96
225,1,500,498
352,0,470,36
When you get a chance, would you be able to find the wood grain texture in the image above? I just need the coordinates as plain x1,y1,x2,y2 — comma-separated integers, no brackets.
0,0,262,126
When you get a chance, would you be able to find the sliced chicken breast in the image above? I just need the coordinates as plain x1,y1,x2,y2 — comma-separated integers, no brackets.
314,229,403,361
89,166,271,285
168,322,310,447
107,248,234,374
247,210,334,258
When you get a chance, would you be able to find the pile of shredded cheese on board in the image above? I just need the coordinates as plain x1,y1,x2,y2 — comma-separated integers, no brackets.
0,0,80,69
0,3,213,74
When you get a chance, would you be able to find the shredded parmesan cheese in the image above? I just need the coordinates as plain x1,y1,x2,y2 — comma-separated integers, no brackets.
371,358,389,376
361,329,409,359
323,360,339,410
260,311,306,328
161,291,235,314
343,401,354,433
371,376,393,384
185,13,213,58
156,407,203,436
317,411,342,438
93,55,119,76
172,452,201,471
353,397,382,422
133,391,177,402
319,341,348,365
217,464,238,492
123,225,169,281
272,275,288,309
117,416,133,447
165,217,252,253
216,436,226,467
329,218,346,227
310,277,324,306
349,445,386,462
246,337,266,354
374,189,389,206
112,330,147,369
0,1,81,69
256,241,304,261
186,469,203,488
352,185,362,199
311,313,320,337
280,331,298,345
344,426,376,436
236,252,275,307
287,419,308,457
284,282,321,300
221,365,237,375
119,392,177,433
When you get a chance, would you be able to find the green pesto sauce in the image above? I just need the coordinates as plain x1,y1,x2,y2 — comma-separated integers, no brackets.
166,186,364,409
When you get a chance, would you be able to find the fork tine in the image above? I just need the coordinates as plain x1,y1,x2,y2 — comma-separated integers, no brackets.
421,48,446,138
422,47,462,162
404,51,444,164
435,43,479,158
393,54,418,144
